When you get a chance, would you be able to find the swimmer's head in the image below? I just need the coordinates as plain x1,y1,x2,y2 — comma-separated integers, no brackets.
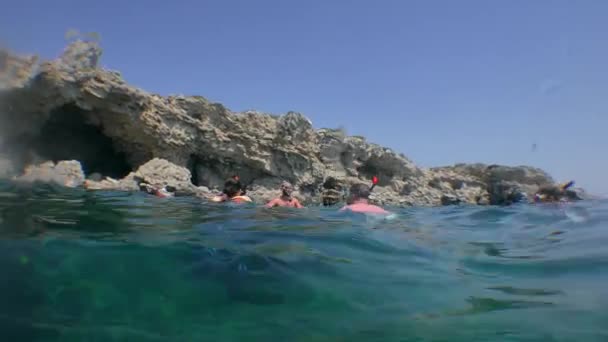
223,178,244,198
349,183,371,202
280,181,294,197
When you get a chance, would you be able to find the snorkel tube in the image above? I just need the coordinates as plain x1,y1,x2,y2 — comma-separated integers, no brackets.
561,180,575,191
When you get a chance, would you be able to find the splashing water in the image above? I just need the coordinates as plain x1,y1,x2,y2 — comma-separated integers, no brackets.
0,180,607,341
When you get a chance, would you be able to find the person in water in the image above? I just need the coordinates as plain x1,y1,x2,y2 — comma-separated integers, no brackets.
211,177,252,203
534,180,577,203
340,183,389,214
154,185,176,198
265,181,304,208
137,183,176,198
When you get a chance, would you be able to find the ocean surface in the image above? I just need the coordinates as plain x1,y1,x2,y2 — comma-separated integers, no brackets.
1,180,607,342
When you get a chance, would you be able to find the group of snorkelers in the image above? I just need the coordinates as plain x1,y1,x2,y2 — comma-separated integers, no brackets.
150,175,577,212
206,176,389,214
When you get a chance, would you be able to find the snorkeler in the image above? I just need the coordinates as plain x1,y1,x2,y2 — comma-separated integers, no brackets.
340,183,389,215
154,185,176,198
139,183,176,198
534,180,576,203
265,181,304,208
211,177,252,203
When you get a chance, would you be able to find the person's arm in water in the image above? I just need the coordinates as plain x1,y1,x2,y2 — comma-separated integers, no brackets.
232,195,253,203
265,199,279,208
374,205,391,214
293,198,304,208
210,194,227,202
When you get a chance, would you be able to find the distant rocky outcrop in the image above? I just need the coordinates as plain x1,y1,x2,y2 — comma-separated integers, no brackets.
430,163,556,205
0,40,580,205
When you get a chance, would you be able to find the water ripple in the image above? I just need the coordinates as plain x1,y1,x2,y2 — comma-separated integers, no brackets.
0,181,607,341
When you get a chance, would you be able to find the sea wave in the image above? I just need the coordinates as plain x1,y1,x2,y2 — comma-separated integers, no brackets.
1,181,607,341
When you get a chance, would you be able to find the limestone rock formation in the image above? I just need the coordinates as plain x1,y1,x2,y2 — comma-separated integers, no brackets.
0,40,578,205
132,158,196,193
84,158,212,197
83,175,138,192
13,160,85,187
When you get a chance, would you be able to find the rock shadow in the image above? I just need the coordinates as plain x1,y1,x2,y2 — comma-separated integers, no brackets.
10,103,132,179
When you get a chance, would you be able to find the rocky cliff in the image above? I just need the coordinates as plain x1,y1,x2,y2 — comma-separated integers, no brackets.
0,40,571,205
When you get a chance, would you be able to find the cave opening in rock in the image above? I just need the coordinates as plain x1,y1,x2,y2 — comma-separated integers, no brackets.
29,103,132,179
187,154,202,186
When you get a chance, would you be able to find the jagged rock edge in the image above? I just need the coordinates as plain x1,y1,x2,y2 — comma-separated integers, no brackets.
0,40,573,205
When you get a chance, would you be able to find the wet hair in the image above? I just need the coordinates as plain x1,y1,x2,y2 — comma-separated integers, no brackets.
321,189,342,206
223,178,244,198
349,183,371,200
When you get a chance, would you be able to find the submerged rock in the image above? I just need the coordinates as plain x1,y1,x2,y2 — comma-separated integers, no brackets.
0,40,581,205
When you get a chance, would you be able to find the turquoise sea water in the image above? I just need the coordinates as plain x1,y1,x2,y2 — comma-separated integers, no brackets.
1,180,607,341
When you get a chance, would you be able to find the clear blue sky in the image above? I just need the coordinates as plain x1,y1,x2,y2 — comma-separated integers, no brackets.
1,0,606,194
